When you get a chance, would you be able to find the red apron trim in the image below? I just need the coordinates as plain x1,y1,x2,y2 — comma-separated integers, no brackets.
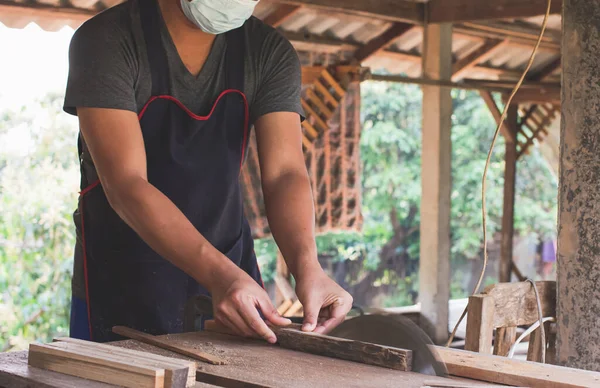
137,90,250,171
78,179,101,341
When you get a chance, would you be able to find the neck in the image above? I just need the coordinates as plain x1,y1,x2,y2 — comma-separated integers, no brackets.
157,0,214,41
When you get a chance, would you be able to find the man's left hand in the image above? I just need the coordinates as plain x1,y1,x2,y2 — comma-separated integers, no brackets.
295,268,353,334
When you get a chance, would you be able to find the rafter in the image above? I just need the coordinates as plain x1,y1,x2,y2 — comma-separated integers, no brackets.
527,57,561,82
452,39,508,81
263,4,302,27
354,23,415,63
480,91,516,143
277,0,424,24
427,0,562,24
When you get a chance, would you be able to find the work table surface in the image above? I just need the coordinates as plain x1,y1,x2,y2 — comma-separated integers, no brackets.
0,330,497,388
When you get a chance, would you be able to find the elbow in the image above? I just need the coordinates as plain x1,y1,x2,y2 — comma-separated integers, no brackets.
101,176,146,219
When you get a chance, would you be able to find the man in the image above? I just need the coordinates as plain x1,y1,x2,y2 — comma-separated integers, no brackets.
64,0,352,343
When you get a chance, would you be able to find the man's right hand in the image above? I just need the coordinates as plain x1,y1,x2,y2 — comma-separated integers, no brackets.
210,270,291,343
211,268,292,343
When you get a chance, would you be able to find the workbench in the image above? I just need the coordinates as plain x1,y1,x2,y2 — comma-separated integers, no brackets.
0,331,497,388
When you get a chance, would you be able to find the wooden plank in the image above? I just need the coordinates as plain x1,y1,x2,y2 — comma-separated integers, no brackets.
419,22,452,345
277,0,424,24
527,321,552,363
427,0,562,23
306,88,334,119
54,338,196,388
483,281,556,328
434,345,600,388
283,299,303,317
452,40,507,81
354,22,415,63
301,120,319,139
320,70,345,98
274,328,412,371
314,80,340,108
500,104,518,283
301,99,329,131
112,327,227,365
493,326,517,357
277,299,294,315
465,295,495,354
28,343,164,388
509,88,561,104
479,91,516,143
263,4,302,27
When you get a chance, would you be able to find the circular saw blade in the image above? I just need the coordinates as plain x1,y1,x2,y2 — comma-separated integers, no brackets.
329,314,448,376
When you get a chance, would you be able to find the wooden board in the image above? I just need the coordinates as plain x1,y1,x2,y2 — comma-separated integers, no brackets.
28,343,164,388
54,337,196,388
110,331,494,388
112,326,226,366
434,346,600,388
0,351,212,388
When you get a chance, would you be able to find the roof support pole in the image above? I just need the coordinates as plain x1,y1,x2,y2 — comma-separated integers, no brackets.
557,0,600,371
419,22,453,345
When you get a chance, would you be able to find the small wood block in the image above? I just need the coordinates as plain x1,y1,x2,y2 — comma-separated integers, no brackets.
28,343,165,388
465,295,495,354
306,88,334,119
301,99,328,131
527,322,551,363
320,70,345,97
277,299,294,316
275,327,412,371
53,337,196,388
314,80,339,108
283,299,303,317
493,326,517,357
301,120,319,139
112,326,227,366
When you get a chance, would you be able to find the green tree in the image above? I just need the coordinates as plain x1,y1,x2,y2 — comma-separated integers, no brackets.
0,92,79,351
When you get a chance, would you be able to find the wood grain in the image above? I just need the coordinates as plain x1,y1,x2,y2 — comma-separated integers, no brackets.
493,326,517,357
54,337,196,388
112,327,226,365
434,346,600,388
275,327,412,371
465,295,495,354
28,343,164,388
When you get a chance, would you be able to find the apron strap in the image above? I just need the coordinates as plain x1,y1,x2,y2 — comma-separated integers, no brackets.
140,0,170,96
224,27,245,92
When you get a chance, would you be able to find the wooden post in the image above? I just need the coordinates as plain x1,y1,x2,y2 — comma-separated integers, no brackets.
558,0,600,371
419,22,453,345
499,105,518,283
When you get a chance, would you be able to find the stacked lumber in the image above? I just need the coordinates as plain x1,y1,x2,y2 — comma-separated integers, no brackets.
27,337,196,388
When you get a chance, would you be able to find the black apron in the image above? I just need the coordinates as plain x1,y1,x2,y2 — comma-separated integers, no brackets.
73,0,262,342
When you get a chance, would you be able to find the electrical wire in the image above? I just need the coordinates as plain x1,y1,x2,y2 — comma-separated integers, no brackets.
446,0,553,348
508,316,555,359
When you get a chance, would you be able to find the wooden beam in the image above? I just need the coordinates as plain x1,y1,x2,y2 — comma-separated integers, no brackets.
527,57,561,82
419,22,452,345
508,88,561,104
434,346,600,388
452,39,507,81
500,104,518,283
278,0,424,24
354,23,415,63
28,343,165,388
479,91,515,143
493,326,517,357
112,326,227,365
427,0,562,24
263,4,302,27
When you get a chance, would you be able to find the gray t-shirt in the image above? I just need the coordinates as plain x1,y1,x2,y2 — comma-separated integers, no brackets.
63,0,303,125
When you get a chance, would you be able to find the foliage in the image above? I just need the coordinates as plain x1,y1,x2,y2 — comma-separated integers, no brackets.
0,92,80,351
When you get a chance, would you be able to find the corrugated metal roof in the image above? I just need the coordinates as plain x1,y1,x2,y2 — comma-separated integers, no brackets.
0,0,562,81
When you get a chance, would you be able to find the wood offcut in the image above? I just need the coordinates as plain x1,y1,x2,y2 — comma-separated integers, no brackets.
112,326,227,365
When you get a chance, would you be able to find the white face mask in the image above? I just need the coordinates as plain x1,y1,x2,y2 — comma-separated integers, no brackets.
180,0,258,34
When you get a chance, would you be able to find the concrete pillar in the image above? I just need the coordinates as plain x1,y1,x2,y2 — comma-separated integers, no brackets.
557,0,600,371
419,23,452,345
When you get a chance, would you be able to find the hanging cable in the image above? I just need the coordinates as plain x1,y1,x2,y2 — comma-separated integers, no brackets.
446,0,553,348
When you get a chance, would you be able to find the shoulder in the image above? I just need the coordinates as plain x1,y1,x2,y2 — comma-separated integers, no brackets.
70,1,136,51
242,16,297,58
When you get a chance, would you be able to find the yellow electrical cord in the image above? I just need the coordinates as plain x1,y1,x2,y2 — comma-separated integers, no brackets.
446,0,553,348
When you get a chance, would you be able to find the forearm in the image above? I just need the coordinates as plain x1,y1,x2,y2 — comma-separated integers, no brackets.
262,171,322,279
104,176,241,291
